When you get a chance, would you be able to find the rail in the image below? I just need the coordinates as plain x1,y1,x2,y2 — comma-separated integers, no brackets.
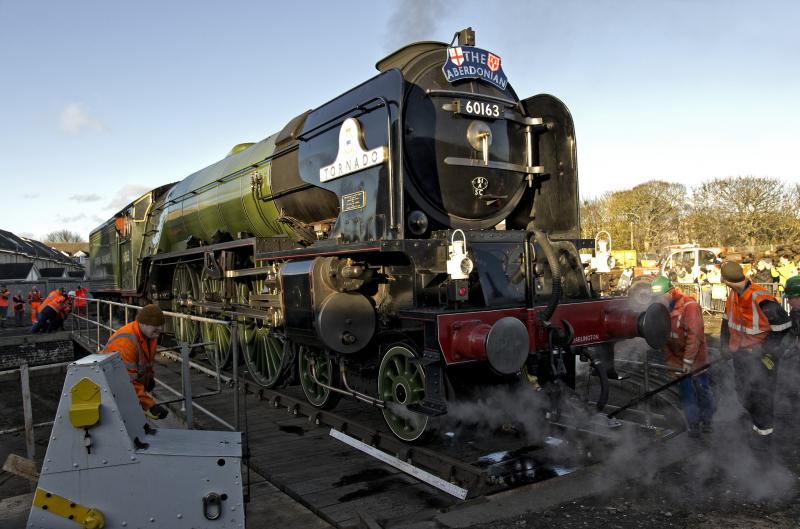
0,303,243,460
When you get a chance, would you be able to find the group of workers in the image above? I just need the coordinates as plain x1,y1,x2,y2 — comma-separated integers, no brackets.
653,261,799,449
2,282,168,420
0,284,88,331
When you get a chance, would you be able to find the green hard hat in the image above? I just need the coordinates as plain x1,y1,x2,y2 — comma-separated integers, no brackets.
650,276,673,295
785,275,800,298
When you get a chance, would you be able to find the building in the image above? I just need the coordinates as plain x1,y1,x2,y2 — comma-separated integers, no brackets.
0,229,85,280
0,262,39,282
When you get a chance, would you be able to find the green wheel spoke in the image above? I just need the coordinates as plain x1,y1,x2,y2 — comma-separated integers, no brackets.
392,357,403,376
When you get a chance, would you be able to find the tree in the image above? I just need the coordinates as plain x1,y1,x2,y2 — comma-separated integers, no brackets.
592,181,687,253
688,176,800,246
580,193,613,240
582,176,800,254
44,229,85,243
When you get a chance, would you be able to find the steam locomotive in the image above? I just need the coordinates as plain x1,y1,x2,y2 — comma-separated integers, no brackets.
89,29,668,442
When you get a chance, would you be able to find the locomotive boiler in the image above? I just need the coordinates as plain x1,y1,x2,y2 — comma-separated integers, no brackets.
89,28,669,442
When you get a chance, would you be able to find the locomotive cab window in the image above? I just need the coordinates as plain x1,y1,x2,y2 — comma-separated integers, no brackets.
114,214,130,237
132,193,152,223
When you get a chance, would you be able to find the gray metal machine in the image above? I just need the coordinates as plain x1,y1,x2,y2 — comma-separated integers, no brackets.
27,353,244,529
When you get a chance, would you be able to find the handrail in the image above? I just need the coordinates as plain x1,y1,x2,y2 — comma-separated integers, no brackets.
68,297,241,431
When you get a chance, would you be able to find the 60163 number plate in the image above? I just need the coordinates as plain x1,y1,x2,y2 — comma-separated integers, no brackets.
458,99,501,119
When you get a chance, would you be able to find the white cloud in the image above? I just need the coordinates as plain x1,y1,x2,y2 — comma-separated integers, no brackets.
20,193,39,199
105,185,152,211
55,213,88,223
59,103,105,135
70,193,102,203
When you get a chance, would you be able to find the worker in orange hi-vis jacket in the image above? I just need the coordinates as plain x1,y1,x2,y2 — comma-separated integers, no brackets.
0,285,9,328
651,276,714,438
74,284,88,317
101,304,169,420
721,262,791,449
28,286,42,324
31,289,66,333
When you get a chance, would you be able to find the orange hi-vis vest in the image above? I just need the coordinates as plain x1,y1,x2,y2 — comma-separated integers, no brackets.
41,291,66,314
0,290,8,308
75,288,88,308
724,282,791,351
102,321,157,410
44,290,59,302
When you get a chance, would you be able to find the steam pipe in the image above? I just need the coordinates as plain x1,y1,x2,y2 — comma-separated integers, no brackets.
529,225,561,322
583,350,610,411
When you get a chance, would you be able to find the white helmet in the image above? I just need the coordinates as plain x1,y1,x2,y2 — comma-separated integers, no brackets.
68,290,76,297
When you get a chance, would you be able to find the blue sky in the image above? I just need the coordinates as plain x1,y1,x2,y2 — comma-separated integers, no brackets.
1,0,798,240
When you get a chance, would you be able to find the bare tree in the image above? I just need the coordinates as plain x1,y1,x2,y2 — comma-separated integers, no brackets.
605,181,687,252
43,229,85,243
585,176,799,255
689,176,798,246
580,193,614,239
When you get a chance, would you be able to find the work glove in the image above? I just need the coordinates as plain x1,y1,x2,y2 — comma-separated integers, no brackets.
681,358,693,374
761,353,775,371
145,404,169,420
145,378,155,392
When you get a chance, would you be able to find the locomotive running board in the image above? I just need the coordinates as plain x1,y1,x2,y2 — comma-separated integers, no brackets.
329,428,469,500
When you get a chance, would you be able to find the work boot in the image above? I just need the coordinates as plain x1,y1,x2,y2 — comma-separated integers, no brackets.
687,423,701,438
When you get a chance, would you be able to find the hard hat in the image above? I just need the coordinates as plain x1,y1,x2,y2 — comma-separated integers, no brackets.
68,291,75,297
785,276,800,298
650,276,673,295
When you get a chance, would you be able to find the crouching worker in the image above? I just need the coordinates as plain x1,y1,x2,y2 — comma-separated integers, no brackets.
102,304,169,420
651,276,715,437
32,289,66,333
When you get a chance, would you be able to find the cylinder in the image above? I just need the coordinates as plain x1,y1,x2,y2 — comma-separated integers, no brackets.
450,317,529,375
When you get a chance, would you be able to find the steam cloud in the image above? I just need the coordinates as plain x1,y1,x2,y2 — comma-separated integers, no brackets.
384,0,445,52
595,338,798,505
433,335,797,507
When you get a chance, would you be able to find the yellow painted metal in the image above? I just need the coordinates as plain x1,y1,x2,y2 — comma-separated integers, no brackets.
611,249,638,268
69,378,101,428
229,142,255,156
32,488,105,529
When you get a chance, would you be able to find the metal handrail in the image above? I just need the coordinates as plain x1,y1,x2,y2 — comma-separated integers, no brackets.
68,297,241,431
